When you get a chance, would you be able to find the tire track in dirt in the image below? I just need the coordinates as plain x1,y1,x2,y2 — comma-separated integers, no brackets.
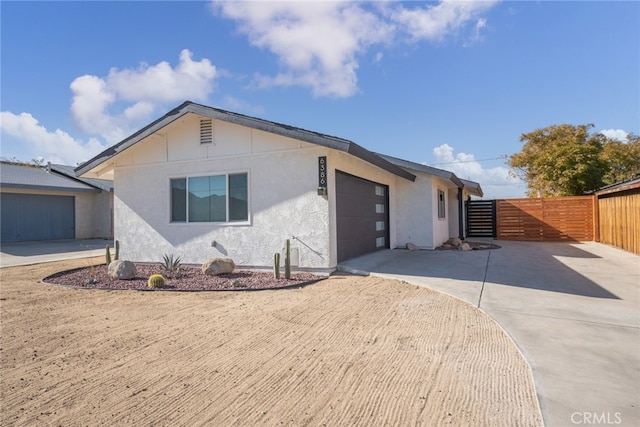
1,260,542,426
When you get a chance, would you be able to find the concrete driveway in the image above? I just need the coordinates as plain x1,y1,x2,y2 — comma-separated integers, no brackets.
0,239,113,268
339,240,640,427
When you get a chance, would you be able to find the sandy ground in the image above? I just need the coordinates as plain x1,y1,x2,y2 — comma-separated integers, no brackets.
1,258,542,426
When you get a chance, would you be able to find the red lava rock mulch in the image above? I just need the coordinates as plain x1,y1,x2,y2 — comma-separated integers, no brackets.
43,263,324,291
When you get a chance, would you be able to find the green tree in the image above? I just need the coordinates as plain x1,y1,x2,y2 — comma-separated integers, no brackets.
600,133,640,185
508,124,608,197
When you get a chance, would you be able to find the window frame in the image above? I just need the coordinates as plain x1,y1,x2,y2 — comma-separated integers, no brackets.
169,171,250,224
437,189,446,219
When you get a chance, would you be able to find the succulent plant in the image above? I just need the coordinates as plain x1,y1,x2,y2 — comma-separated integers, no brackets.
162,254,182,278
274,252,281,279
147,274,166,289
285,239,291,280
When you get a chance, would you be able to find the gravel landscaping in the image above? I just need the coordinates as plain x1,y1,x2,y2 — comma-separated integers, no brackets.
44,263,323,291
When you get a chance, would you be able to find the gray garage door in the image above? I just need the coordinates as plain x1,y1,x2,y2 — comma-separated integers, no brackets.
336,171,389,262
1,193,75,242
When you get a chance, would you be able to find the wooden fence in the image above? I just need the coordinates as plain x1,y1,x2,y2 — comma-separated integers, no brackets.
495,196,596,241
597,190,640,255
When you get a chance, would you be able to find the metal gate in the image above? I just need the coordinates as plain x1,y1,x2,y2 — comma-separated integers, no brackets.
465,200,496,238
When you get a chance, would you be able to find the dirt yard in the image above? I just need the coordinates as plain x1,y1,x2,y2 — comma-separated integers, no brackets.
1,257,542,426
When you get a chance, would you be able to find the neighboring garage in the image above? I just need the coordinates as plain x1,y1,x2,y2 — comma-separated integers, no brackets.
336,170,390,262
1,193,75,242
0,162,113,243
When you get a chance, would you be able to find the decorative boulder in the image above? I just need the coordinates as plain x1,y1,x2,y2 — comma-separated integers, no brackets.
447,237,462,247
108,260,137,280
460,242,472,251
406,242,420,251
202,258,235,276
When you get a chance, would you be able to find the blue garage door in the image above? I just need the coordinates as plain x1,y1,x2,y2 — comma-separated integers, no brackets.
1,194,75,242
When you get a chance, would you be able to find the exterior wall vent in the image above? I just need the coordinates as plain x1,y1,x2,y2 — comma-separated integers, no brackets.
200,119,213,144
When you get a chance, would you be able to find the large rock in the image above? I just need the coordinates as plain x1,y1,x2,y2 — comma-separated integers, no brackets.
406,242,420,251
108,260,137,280
447,237,462,247
202,258,235,276
460,242,472,251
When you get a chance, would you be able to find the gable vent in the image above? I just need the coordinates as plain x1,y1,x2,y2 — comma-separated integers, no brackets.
200,119,213,144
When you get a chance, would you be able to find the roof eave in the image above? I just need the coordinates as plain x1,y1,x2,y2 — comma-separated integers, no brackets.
76,101,416,182
594,181,640,196
0,183,99,193
50,164,113,192
75,101,189,176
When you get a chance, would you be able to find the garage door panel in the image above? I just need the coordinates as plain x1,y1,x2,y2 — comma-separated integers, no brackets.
336,171,389,262
47,195,76,239
0,194,75,242
1,194,20,241
18,195,49,241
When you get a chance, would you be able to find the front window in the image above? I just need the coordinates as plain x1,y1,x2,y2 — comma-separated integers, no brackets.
170,173,248,223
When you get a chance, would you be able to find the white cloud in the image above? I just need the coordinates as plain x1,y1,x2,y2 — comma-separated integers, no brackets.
107,49,216,103
391,0,498,42
431,144,525,199
70,49,217,143
599,128,629,142
213,0,498,98
3,49,219,165
0,111,106,165
214,1,391,97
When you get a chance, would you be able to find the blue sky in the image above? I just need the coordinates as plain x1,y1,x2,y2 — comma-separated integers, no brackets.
1,1,638,198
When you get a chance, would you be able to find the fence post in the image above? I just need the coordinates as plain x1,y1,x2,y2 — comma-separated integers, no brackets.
592,194,600,242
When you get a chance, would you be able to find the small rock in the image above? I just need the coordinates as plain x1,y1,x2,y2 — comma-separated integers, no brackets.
460,242,472,251
202,258,235,276
107,260,136,280
406,242,420,251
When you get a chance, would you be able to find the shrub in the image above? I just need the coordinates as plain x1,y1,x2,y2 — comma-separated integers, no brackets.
147,274,166,289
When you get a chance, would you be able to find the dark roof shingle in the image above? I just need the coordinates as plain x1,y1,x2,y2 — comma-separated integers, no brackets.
0,162,104,193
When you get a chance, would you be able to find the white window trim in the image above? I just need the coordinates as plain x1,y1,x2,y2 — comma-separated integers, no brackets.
169,170,250,225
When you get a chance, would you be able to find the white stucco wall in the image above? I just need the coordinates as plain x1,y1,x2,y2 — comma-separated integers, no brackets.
394,172,435,249
112,115,332,271
447,188,461,240
76,191,113,239
101,111,478,266
90,191,113,239
432,178,455,247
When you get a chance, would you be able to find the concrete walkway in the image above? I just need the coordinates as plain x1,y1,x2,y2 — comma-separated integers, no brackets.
339,240,640,427
0,239,113,268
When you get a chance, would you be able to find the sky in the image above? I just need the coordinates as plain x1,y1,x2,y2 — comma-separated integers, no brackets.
1,1,638,199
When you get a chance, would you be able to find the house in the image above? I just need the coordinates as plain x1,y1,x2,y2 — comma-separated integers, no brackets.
0,162,113,242
76,101,482,272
